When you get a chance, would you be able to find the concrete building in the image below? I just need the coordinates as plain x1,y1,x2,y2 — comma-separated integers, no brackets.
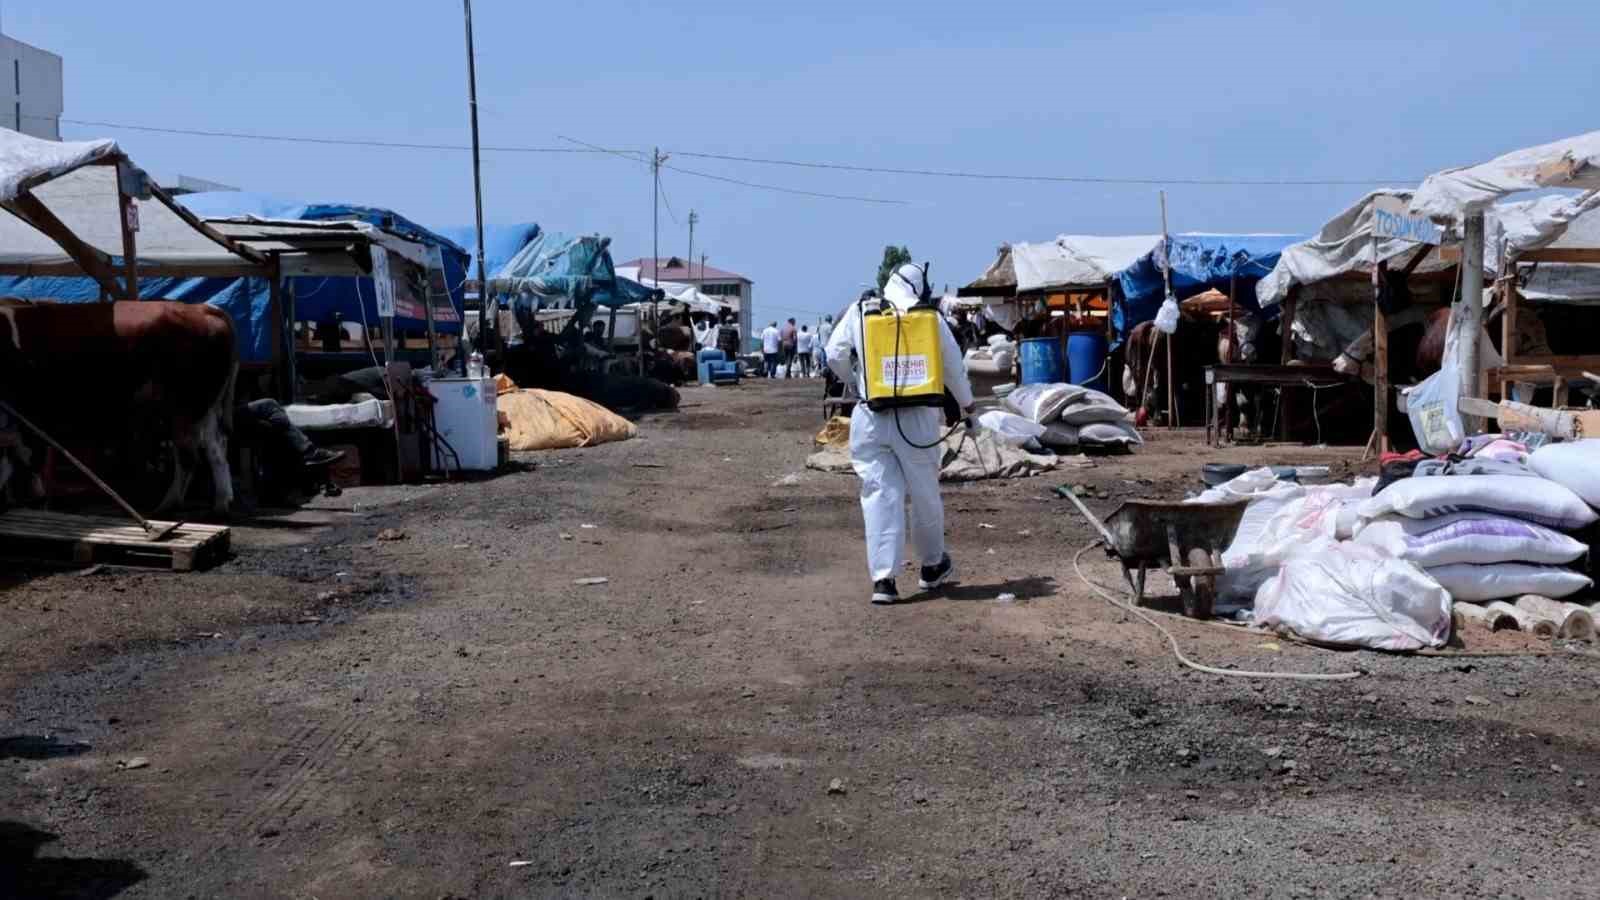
622,256,754,349
1,33,63,140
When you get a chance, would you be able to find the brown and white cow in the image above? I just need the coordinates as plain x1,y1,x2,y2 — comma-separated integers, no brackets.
0,299,238,517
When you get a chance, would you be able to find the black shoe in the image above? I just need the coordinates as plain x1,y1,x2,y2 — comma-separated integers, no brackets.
303,447,344,468
918,554,958,590
870,578,899,605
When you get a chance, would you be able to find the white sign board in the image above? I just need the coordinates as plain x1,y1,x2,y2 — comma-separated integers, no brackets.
1373,195,1442,246
369,245,396,318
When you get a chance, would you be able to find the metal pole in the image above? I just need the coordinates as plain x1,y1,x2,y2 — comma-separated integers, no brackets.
462,0,489,362
1460,212,1486,432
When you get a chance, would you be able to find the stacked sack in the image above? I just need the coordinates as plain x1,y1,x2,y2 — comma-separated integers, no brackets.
1002,382,1142,451
964,334,1017,378
1353,449,1596,607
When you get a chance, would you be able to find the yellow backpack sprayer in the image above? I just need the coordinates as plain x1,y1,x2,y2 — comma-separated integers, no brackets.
856,263,977,451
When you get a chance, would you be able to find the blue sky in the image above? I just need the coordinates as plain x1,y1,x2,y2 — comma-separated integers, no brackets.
14,1,1600,324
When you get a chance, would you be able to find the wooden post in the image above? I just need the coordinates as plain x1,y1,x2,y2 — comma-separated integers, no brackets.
1158,191,1177,429
1277,285,1299,440
1500,258,1518,402
282,274,298,404
117,185,140,301
1372,260,1390,459
1165,330,1176,429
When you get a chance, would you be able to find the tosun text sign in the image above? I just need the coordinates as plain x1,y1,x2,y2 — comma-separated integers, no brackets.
1373,195,1442,245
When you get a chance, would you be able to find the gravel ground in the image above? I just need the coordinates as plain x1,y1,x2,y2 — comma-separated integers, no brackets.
2,379,1598,899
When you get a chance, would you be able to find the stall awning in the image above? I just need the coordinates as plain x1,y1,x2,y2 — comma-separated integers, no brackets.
1256,191,1455,308
1115,233,1301,338
1411,130,1600,221
960,235,1160,297
0,129,264,284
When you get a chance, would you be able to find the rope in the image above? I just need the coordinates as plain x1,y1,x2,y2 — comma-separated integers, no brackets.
1071,541,1363,681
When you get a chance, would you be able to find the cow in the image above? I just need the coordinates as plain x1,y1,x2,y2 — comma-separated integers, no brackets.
1122,316,1224,427
0,299,238,517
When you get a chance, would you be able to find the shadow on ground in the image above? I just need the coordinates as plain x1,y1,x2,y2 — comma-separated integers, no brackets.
0,821,146,899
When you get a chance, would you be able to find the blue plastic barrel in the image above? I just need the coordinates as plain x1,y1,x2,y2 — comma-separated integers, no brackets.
1018,337,1066,385
1067,332,1109,392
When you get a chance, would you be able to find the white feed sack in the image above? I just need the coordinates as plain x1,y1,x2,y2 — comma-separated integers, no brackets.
1254,541,1452,651
1529,440,1600,509
1426,563,1592,603
1354,512,1588,568
1058,389,1134,426
1358,475,1598,531
1003,383,1088,424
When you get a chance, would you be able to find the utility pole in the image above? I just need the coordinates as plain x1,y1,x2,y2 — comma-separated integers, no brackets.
462,0,489,371
643,147,669,373
687,209,698,288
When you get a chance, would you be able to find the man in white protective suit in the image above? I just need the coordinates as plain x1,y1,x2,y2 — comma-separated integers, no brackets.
825,262,975,605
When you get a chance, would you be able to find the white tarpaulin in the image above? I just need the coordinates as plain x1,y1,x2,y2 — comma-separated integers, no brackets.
1011,234,1160,293
1411,130,1600,222
0,129,118,203
1520,265,1600,303
1256,190,1452,307
1486,198,1600,270
0,163,254,272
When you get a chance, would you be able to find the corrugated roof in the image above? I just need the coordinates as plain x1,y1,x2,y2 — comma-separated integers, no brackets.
620,256,751,284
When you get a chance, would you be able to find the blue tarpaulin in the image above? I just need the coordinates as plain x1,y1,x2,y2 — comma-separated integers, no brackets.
1113,233,1304,342
434,223,542,280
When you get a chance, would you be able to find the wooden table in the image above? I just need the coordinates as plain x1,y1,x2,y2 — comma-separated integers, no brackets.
1203,364,1352,446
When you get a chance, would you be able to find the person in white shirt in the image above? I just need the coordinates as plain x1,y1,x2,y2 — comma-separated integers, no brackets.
693,315,717,351
795,325,815,378
760,322,781,377
825,263,974,605
816,314,834,369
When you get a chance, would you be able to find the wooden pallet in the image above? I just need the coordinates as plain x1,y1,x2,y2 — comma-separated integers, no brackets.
0,509,231,571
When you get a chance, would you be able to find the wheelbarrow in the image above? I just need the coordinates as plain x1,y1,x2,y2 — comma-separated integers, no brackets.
1059,489,1249,619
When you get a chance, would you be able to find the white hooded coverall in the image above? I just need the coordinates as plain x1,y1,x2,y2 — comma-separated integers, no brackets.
825,266,975,582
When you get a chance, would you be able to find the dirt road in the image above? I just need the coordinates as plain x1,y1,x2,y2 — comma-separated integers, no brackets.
4,380,1598,898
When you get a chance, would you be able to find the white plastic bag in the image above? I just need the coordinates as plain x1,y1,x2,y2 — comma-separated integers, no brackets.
1529,440,1600,508
1154,294,1180,335
1004,382,1088,424
975,410,1046,447
1254,542,1452,650
1358,474,1598,530
1426,562,1592,602
1355,512,1588,567
1405,304,1467,454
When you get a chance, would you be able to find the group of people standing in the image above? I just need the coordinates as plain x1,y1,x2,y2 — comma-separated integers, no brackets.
759,315,833,379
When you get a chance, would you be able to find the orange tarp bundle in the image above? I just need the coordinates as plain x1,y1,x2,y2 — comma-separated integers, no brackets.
496,387,637,451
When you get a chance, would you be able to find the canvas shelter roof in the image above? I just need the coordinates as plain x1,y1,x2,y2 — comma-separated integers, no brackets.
1255,190,1455,308
1410,130,1600,222
0,129,264,279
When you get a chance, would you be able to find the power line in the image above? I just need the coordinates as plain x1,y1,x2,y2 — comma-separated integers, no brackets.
656,176,679,225
61,117,610,155
558,133,907,206
660,161,909,205
62,115,1420,187
667,149,1420,186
